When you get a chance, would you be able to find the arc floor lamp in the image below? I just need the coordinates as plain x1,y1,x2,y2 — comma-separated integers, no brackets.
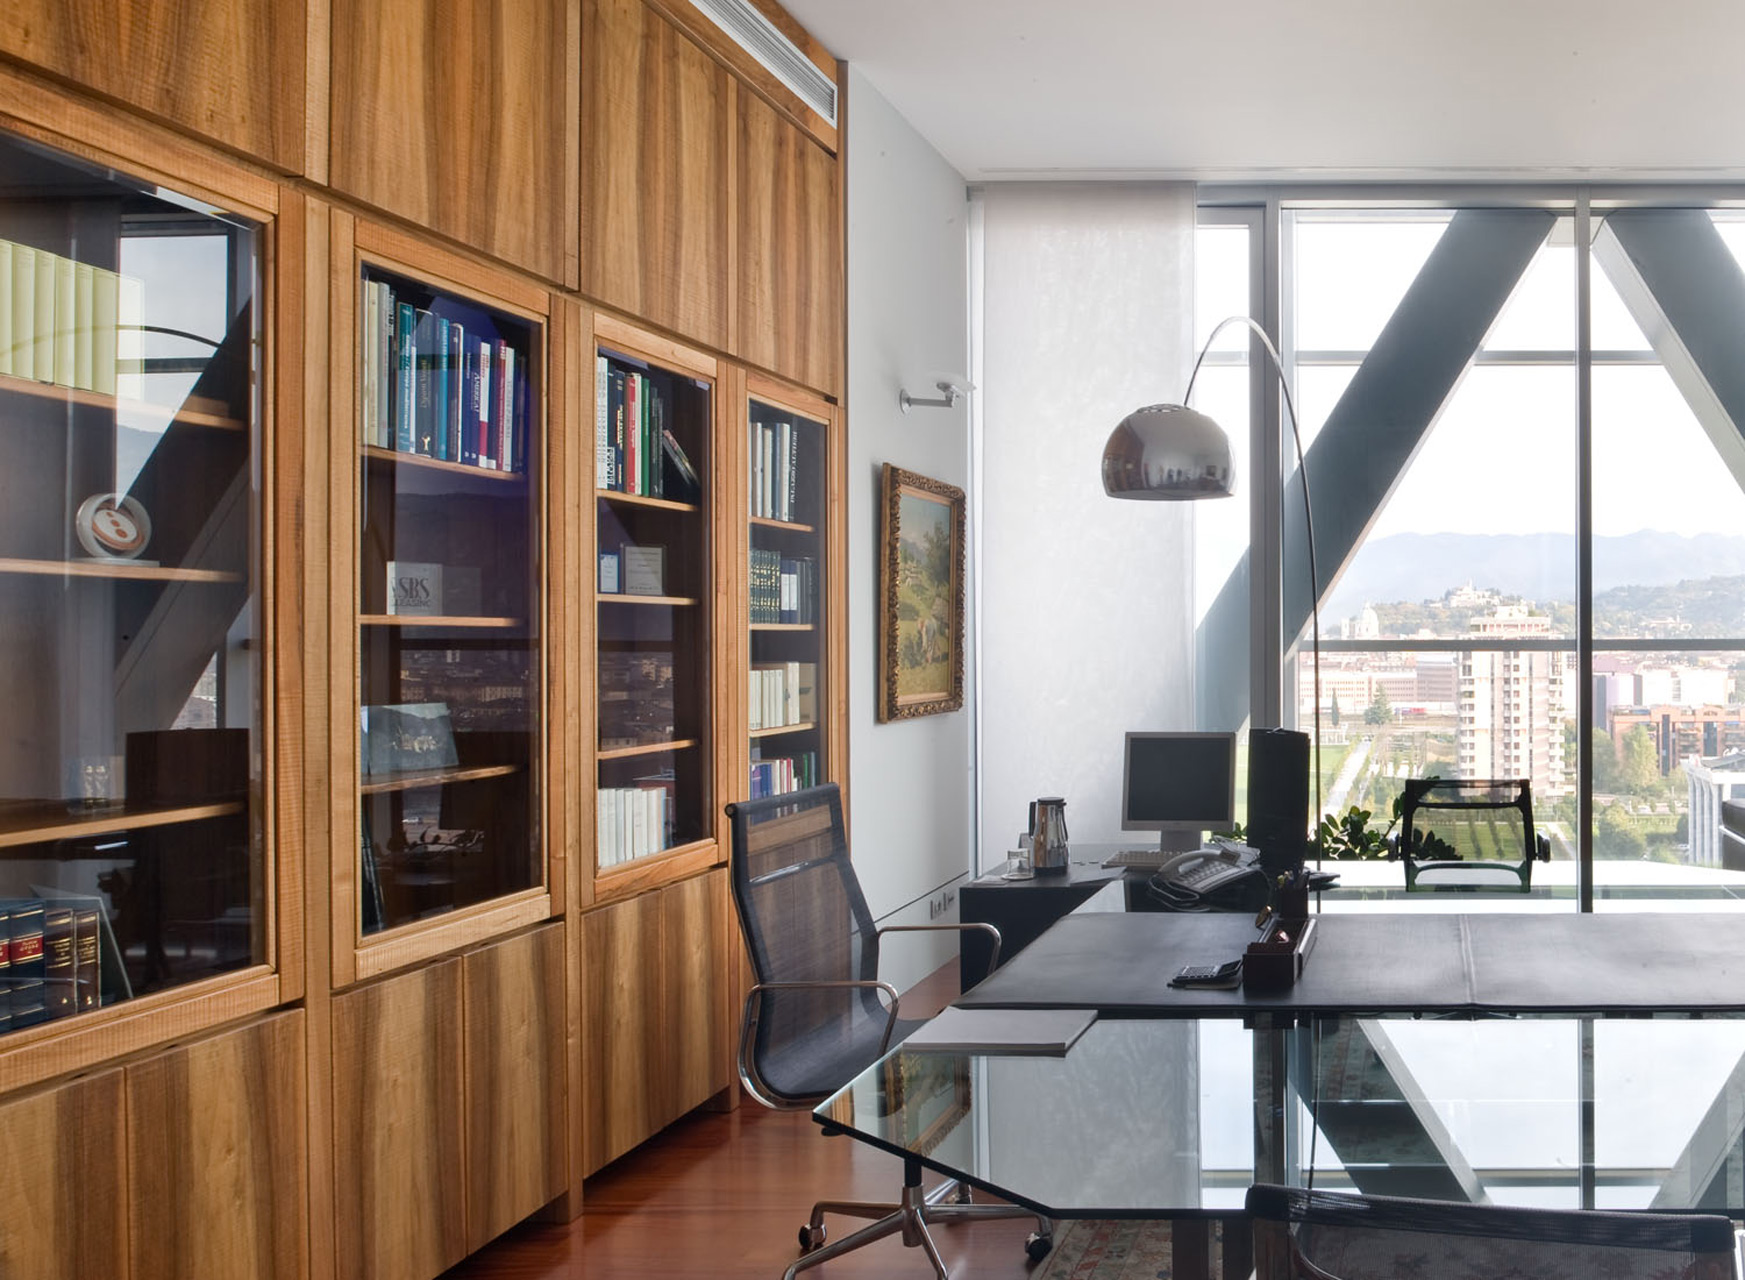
1100,314,1324,833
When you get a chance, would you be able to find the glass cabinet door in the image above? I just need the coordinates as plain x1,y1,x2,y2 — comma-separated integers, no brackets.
747,394,829,797
0,131,262,1028
356,263,542,935
594,340,713,874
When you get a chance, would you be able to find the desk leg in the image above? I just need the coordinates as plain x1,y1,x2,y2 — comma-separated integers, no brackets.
1173,1219,1210,1280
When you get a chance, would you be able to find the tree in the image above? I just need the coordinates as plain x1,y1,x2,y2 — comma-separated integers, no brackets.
1364,687,1393,726
1594,803,1646,860
1590,728,1620,794
1330,691,1341,728
1619,725,1661,795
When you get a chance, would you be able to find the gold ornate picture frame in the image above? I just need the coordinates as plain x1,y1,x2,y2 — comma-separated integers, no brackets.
878,464,966,722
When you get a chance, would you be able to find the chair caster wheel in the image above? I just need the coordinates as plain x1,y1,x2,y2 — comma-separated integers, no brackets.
799,1222,827,1252
1025,1232,1053,1261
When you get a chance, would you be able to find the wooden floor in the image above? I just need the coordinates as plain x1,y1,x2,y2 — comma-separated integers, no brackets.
439,1102,1045,1279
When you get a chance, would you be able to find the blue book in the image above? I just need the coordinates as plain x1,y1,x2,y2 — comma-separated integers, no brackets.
447,321,465,465
412,309,439,457
395,301,416,453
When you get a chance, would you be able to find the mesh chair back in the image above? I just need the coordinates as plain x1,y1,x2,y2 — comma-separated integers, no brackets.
1399,778,1547,892
725,784,893,1102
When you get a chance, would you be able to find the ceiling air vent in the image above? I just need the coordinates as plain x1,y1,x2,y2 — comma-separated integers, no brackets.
691,0,838,127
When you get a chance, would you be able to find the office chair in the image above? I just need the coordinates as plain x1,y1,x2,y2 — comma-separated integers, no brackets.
725,783,1051,1278
1247,1183,1740,1280
1392,777,1551,892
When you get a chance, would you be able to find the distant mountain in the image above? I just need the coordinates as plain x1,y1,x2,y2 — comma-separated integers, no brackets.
1325,531,1745,621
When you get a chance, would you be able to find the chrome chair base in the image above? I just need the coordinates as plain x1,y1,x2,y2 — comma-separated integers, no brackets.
784,1160,1049,1280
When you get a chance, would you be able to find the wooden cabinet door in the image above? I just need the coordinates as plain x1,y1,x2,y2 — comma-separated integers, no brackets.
736,89,840,397
0,0,307,170
333,960,467,1280
662,868,731,1119
330,0,578,285
126,1012,306,1280
582,886,663,1173
581,0,731,351
0,1068,127,1280
463,923,567,1252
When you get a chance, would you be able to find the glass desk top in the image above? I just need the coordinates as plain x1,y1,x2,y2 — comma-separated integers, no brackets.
815,1014,1745,1219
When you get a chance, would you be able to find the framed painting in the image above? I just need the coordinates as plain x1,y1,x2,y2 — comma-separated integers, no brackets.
878,464,966,722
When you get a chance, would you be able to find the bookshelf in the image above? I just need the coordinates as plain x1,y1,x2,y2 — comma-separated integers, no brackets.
743,375,845,799
336,215,554,983
0,126,267,1049
591,316,718,887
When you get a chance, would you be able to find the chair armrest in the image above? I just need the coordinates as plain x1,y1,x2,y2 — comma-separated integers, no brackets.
1535,832,1551,861
877,921,1004,981
737,978,904,1109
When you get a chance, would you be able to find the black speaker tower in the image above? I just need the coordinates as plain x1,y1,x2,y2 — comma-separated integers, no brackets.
1247,728,1311,875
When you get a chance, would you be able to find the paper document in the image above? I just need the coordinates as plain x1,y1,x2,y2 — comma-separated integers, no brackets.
900,1006,1097,1056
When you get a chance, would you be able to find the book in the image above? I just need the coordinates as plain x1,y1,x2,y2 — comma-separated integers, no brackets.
53,253,75,388
595,355,611,489
475,337,492,467
496,340,515,473
41,903,74,1019
91,264,117,395
447,320,465,463
377,281,394,447
360,702,459,776
624,369,639,494
411,308,438,456
73,260,94,390
0,900,12,1034
386,560,443,616
395,301,416,452
9,243,33,381
361,277,379,445
32,247,54,382
899,1006,1097,1056
71,900,99,1012
661,427,700,500
622,544,664,596
4,900,45,1030
433,315,451,460
0,240,10,377
31,887,126,1010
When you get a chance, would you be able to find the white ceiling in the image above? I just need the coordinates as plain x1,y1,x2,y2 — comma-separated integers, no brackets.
782,0,1745,183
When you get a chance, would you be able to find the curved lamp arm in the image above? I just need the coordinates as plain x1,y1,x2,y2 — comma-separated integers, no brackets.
1186,315,1323,833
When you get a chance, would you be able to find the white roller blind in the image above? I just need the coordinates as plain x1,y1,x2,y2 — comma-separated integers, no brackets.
972,183,1199,863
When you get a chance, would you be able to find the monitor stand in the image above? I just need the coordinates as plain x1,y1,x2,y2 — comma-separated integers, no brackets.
1156,827,1204,854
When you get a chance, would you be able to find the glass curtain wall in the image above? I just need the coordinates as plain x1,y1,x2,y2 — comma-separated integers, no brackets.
1200,194,1745,909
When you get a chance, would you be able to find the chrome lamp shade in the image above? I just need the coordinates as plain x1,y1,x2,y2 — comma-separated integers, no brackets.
1101,403,1235,500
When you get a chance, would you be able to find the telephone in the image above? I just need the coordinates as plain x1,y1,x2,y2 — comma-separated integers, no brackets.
1145,842,1268,912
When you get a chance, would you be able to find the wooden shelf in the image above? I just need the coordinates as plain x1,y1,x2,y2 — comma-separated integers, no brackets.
595,490,700,514
750,722,816,740
362,444,527,482
0,558,243,583
359,763,520,796
359,614,525,629
750,515,816,534
596,594,699,608
0,371,245,430
597,739,699,762
0,799,247,850
751,622,815,632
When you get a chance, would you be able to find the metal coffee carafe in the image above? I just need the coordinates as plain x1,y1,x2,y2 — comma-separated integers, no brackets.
1028,797,1069,875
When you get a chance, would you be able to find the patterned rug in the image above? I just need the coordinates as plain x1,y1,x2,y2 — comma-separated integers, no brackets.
1031,1218,1223,1280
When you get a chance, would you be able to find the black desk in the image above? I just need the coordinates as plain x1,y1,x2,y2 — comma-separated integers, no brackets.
957,855,1126,989
955,910,1745,1016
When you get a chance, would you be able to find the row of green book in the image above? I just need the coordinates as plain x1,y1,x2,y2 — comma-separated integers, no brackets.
748,751,818,799
750,548,818,624
597,784,672,868
361,276,529,473
750,661,817,732
595,356,701,500
751,418,805,522
0,239,143,397
0,895,118,1034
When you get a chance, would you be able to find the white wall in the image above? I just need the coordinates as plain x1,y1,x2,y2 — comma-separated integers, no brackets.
844,65,974,988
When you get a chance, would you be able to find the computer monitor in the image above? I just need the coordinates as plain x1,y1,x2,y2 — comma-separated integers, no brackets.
1121,731,1237,852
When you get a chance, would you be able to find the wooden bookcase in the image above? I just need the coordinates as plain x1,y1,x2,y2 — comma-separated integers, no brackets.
327,213,561,987
738,372,848,799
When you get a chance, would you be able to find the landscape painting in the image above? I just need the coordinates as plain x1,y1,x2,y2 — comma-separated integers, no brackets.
878,464,965,721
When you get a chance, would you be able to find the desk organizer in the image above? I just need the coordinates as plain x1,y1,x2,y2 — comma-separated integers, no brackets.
1243,917,1317,992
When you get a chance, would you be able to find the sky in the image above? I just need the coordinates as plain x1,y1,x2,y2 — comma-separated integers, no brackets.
1192,212,1745,622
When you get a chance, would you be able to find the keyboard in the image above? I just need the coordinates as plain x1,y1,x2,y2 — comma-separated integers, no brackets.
1102,848,1185,870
